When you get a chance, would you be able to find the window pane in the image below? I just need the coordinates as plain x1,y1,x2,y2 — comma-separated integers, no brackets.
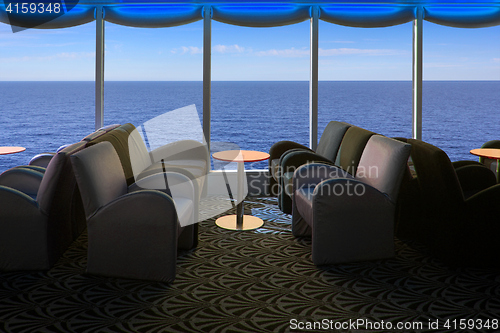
318,22,413,140
211,21,310,169
423,23,500,161
0,23,95,172
104,21,203,132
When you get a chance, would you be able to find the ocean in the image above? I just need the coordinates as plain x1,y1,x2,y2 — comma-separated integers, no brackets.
1,81,499,173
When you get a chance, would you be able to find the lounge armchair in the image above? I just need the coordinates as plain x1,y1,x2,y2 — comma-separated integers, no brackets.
277,125,374,214
393,137,496,234
268,121,352,213
398,139,500,267
0,142,86,271
71,142,195,282
291,135,411,265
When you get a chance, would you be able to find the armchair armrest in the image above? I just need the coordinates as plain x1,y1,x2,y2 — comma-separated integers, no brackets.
452,160,483,169
281,150,334,177
310,178,395,265
269,140,312,162
129,171,195,202
0,168,44,197
293,163,352,191
129,171,197,227
0,186,42,218
149,140,209,164
87,190,181,282
0,186,49,271
455,164,496,197
466,183,500,213
19,165,47,173
278,147,317,167
29,153,55,168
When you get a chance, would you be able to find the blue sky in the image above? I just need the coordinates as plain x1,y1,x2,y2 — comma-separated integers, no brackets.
1,15,499,81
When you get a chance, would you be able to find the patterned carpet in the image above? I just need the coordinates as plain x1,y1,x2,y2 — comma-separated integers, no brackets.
1,197,499,333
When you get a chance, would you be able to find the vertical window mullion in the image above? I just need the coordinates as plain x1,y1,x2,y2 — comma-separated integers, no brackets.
310,6,319,150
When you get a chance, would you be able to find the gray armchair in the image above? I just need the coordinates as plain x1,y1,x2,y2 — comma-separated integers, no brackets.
268,121,352,213
70,141,195,282
397,139,500,267
291,135,411,265
0,150,74,271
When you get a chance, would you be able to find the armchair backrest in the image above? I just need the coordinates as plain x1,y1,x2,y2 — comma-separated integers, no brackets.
128,127,153,179
87,123,147,186
36,152,66,216
71,142,128,219
407,139,465,214
480,140,500,164
316,121,351,162
82,124,120,141
335,126,375,175
355,135,411,201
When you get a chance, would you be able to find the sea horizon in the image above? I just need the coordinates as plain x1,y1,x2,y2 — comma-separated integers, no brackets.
1,79,499,82
1,80,499,173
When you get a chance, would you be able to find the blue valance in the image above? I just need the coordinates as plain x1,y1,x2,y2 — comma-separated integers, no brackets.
212,4,310,27
2,3,500,30
320,5,416,28
104,5,203,28
0,4,94,29
424,6,500,28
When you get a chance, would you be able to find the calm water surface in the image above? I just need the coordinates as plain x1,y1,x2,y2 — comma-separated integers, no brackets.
1,81,499,172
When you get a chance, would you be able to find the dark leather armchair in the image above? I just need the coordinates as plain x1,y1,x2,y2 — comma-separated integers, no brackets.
0,145,83,271
71,142,195,282
291,135,411,265
268,121,353,213
397,139,500,267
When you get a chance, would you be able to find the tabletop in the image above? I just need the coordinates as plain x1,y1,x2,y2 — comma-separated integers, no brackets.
212,150,270,163
0,146,26,155
470,148,500,160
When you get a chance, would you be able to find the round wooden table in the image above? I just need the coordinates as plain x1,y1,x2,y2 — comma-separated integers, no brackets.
212,150,270,231
0,146,25,155
470,148,500,181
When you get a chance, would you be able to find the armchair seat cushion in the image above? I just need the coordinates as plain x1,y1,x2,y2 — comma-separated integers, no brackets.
138,160,206,199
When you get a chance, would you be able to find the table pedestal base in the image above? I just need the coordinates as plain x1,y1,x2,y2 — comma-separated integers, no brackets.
215,215,264,231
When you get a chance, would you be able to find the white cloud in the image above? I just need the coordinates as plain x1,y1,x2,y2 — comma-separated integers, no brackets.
319,48,406,56
213,44,246,53
493,58,500,63
255,47,308,57
55,52,94,59
250,47,406,58
171,46,202,55
171,44,248,55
